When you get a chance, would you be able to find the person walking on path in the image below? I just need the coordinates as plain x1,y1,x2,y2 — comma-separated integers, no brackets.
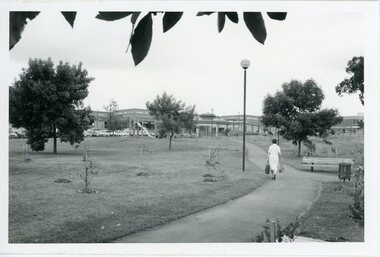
268,138,283,180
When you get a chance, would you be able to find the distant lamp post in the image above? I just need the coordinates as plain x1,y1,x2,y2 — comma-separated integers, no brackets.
240,59,251,172
211,108,214,137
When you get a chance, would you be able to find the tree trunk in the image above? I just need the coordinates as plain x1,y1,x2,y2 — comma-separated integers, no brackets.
169,133,174,150
277,127,280,145
298,140,302,157
53,124,57,154
85,167,89,190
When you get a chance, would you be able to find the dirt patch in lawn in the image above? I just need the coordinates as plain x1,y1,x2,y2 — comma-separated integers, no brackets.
298,181,364,242
9,136,269,243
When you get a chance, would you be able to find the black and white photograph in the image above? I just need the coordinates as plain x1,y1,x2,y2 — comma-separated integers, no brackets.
0,0,379,256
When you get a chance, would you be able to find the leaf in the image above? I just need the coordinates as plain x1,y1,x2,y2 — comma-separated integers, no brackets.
267,12,287,21
243,12,266,44
95,12,133,21
131,12,140,25
217,12,225,33
226,12,238,23
131,13,153,66
196,12,215,16
9,11,40,50
61,12,77,28
163,12,183,33
126,12,141,53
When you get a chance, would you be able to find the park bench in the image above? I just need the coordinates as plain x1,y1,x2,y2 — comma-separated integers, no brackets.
302,157,354,181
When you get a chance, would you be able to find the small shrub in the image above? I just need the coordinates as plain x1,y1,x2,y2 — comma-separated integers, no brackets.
322,138,333,145
303,139,316,156
204,146,221,172
138,144,152,172
349,152,364,225
255,218,300,243
77,160,98,194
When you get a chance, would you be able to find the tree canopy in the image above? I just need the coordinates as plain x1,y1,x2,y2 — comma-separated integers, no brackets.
146,92,196,150
336,56,364,105
9,58,94,153
262,79,342,156
9,11,287,65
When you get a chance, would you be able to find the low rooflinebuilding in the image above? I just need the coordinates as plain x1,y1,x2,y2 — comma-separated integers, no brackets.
90,109,363,137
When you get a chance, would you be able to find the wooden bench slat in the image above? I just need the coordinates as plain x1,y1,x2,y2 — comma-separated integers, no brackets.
302,157,353,164
302,164,339,168
303,161,351,165
302,157,351,161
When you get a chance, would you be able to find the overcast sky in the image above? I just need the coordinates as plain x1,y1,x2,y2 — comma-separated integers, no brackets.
7,9,365,116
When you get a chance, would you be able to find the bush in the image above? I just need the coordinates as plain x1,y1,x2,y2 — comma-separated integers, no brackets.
255,218,300,243
349,153,364,225
322,138,333,145
303,139,316,156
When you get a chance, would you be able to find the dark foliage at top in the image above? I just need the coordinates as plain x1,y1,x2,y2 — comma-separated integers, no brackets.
10,11,287,65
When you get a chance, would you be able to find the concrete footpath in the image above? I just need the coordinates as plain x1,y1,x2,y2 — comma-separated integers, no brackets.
115,141,335,243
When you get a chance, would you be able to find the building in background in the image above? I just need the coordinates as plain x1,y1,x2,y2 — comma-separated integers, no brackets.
195,113,263,137
331,113,364,135
91,109,267,137
91,108,156,136
90,109,364,137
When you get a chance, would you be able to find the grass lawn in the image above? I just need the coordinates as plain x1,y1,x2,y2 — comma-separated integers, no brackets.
298,181,364,242
245,134,364,171
9,136,269,243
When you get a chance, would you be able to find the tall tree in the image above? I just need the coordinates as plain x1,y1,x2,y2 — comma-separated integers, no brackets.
146,92,196,150
9,58,94,154
262,79,342,156
336,56,364,105
103,99,120,133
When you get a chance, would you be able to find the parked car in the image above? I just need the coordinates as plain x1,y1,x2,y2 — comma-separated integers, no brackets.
84,130,93,137
113,130,129,137
99,130,111,137
90,129,102,137
16,131,27,138
9,132,18,139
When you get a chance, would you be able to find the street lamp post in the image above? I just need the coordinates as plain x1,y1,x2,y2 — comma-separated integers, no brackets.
241,59,251,172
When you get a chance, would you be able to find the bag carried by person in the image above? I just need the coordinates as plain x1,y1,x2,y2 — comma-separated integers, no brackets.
265,161,270,174
279,161,285,173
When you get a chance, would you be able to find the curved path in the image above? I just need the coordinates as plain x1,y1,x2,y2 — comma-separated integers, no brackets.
115,141,335,243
